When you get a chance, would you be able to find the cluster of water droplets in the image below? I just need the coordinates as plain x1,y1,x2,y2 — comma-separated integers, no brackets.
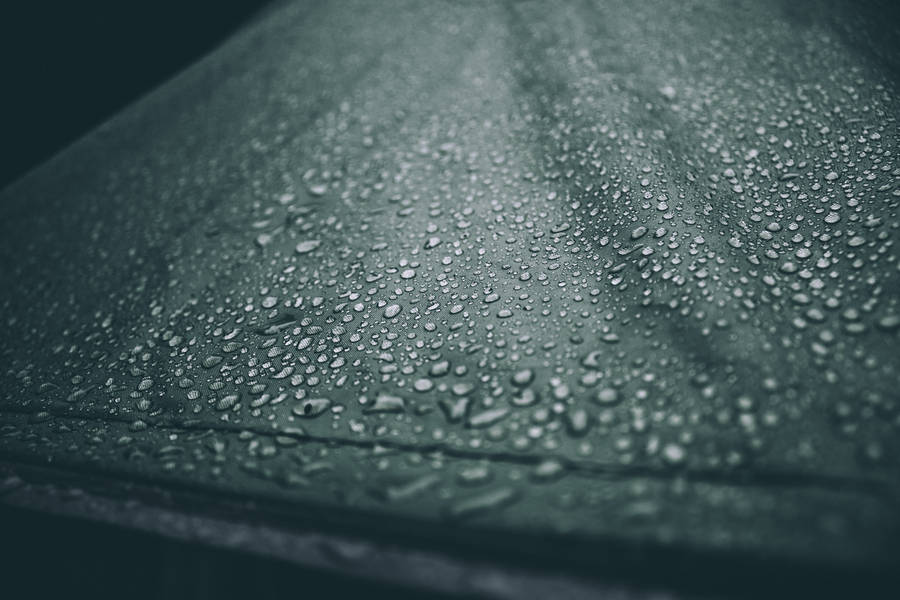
1,0,897,556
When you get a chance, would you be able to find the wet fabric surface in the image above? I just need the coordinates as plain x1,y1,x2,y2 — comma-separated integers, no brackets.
1,0,899,591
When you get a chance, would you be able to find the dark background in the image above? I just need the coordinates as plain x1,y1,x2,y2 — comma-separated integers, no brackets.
0,1,271,190
1,504,445,599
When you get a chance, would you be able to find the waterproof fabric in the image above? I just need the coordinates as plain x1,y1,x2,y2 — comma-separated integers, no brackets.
1,0,898,590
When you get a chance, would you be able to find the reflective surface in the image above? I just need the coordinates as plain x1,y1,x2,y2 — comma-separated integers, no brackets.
1,0,899,592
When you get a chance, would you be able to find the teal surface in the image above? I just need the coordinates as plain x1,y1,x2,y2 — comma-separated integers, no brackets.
1,0,898,590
